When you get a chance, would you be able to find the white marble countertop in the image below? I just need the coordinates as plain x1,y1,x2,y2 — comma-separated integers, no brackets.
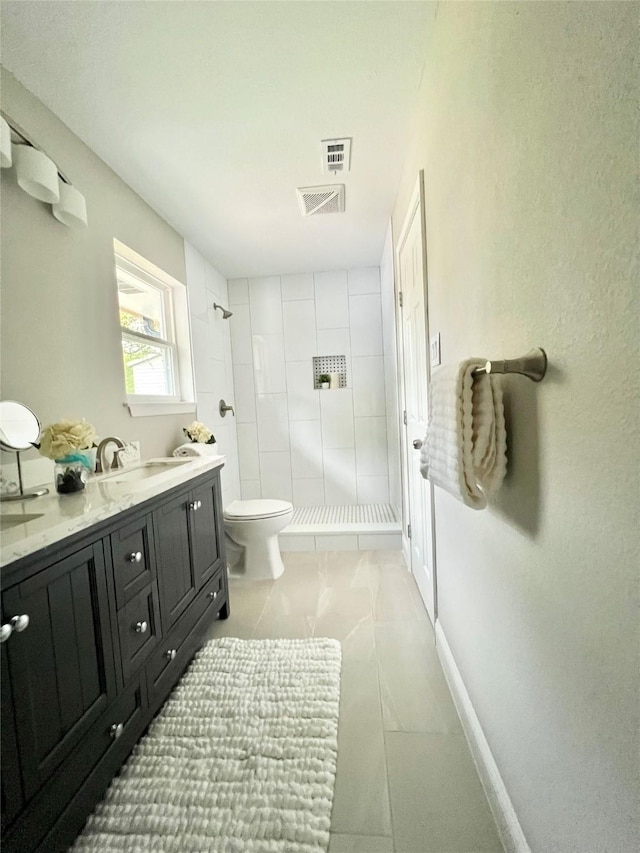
0,456,225,570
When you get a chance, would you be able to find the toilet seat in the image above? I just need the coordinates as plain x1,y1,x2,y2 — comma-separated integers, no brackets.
224,499,292,522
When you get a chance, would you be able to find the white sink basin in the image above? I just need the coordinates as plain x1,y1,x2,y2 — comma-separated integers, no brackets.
100,459,192,484
0,513,45,531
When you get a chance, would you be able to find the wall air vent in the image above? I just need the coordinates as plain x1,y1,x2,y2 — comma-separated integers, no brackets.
297,184,345,216
321,138,351,174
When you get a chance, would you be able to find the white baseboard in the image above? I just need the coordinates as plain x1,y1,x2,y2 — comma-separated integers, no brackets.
435,621,530,853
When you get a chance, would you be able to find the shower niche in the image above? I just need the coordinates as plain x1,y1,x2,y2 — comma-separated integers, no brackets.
313,355,347,389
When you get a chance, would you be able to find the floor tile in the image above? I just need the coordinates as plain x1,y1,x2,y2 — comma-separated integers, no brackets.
375,621,462,734
324,550,371,589
315,585,373,641
369,562,422,622
329,833,394,852
386,732,503,852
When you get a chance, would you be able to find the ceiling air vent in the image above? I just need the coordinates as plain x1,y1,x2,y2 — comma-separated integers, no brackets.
321,138,351,174
297,184,345,216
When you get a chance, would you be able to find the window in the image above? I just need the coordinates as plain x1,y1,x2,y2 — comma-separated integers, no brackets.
114,240,195,417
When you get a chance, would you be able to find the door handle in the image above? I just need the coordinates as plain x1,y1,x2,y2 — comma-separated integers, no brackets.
412,439,423,450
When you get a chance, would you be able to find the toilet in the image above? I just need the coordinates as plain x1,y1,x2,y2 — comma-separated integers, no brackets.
223,499,293,580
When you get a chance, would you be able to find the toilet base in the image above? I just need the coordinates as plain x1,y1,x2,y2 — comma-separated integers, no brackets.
228,533,284,580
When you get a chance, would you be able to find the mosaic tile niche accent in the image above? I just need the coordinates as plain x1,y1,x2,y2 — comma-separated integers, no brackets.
312,355,347,389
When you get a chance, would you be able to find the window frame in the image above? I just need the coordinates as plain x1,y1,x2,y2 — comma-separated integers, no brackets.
114,239,196,418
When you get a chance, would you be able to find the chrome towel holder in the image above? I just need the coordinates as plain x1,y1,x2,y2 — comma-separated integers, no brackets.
472,347,547,382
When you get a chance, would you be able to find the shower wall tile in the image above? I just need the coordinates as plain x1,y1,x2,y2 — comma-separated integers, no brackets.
185,241,240,505
317,327,351,359
228,278,249,305
315,271,349,329
233,363,256,423
286,361,320,421
283,299,317,361
350,293,383,357
252,334,286,394
352,356,386,416
290,419,323,479
357,475,390,504
260,451,293,501
256,393,290,452
355,417,388,476
241,479,261,499
281,273,314,301
323,447,357,504
237,422,260,481
230,304,253,364
348,267,381,295
184,242,207,319
249,276,282,334
320,388,355,449
292,478,325,507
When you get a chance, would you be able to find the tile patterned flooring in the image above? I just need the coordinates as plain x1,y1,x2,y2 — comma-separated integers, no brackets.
207,550,503,853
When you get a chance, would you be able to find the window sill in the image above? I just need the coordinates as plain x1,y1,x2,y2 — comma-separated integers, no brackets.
125,401,197,418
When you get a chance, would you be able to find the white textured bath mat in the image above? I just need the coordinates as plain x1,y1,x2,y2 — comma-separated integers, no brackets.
73,637,342,853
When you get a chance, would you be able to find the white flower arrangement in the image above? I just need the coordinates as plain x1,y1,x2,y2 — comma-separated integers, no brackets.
37,418,97,461
183,421,216,444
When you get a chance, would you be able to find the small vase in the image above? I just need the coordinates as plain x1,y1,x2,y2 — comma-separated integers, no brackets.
54,451,95,495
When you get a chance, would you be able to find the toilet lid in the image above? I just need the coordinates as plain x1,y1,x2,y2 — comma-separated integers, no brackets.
224,499,293,521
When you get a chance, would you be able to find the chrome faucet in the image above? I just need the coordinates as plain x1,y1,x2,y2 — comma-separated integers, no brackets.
96,436,126,473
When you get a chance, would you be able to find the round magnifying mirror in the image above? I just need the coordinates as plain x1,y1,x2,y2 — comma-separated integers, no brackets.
0,400,42,451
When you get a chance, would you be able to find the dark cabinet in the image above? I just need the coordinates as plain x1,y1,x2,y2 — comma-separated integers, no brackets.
154,476,225,633
2,542,117,802
0,465,228,853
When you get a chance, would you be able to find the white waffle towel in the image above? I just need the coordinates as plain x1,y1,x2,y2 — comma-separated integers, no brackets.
420,359,507,509
172,442,218,458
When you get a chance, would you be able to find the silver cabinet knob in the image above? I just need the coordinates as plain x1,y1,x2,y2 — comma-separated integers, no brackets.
110,723,124,740
10,614,29,632
412,438,423,450
189,500,202,511
0,624,13,643
128,551,143,563
165,649,177,661
197,500,202,509
208,590,218,601
134,621,148,634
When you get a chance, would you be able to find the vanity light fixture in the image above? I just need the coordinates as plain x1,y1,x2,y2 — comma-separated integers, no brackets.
2,111,88,228
14,144,60,203
0,116,12,168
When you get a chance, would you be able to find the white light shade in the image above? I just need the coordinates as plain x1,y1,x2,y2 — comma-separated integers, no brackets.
52,179,88,228
0,117,11,168
14,145,60,203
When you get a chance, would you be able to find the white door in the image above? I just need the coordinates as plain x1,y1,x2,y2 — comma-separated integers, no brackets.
397,175,436,624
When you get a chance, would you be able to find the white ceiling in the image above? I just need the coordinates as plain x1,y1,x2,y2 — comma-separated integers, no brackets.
1,1,434,278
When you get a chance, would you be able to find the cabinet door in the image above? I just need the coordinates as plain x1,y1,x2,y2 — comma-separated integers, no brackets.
110,514,154,609
2,542,117,801
154,489,197,632
1,644,23,832
189,476,224,589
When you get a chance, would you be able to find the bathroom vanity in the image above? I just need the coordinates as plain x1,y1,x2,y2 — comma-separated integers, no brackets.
0,457,229,852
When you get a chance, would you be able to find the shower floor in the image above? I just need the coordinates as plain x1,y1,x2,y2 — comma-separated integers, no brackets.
280,503,402,552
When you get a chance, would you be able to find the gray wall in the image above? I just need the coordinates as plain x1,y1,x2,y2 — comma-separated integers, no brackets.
1,68,190,459
392,3,639,851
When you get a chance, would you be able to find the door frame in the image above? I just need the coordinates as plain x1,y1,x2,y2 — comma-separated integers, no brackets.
394,171,438,621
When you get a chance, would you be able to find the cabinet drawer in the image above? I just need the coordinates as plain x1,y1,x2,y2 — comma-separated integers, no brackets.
117,584,160,683
146,569,225,709
110,516,154,608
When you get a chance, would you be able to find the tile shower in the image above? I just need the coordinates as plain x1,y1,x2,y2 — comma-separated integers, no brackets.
186,244,402,550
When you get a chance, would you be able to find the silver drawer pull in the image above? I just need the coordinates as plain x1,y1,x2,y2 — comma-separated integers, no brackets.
165,649,177,661
110,723,124,740
208,590,218,601
127,551,143,563
134,621,148,634
0,624,13,643
10,614,29,633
